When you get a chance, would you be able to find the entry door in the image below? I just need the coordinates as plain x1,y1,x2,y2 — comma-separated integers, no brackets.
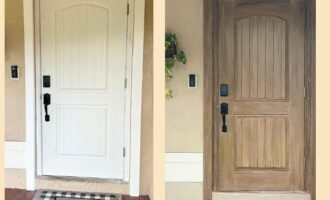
215,0,305,191
40,0,128,179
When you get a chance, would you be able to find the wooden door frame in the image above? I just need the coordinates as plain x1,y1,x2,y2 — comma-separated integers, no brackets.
203,0,315,199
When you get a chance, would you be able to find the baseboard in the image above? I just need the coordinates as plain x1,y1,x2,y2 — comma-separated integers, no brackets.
165,153,202,182
6,145,203,182
5,141,26,169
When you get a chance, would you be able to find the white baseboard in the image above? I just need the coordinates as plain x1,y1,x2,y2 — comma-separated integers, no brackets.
165,153,203,182
5,141,26,169
6,144,204,182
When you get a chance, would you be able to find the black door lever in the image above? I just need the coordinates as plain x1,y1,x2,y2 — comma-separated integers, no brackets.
43,93,51,122
220,103,228,132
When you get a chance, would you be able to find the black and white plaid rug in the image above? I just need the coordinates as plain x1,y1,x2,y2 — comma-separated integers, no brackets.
33,190,122,200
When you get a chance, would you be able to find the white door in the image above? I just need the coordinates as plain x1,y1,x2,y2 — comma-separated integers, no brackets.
40,0,128,179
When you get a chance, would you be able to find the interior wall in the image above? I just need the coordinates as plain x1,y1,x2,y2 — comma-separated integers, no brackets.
5,0,26,141
165,0,203,153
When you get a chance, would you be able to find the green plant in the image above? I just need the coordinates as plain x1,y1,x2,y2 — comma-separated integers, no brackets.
165,33,187,98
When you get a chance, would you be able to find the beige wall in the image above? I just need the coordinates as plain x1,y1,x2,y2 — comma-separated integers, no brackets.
140,0,153,196
165,0,203,153
5,0,153,197
5,0,26,141
165,0,203,199
166,183,202,200
5,169,26,189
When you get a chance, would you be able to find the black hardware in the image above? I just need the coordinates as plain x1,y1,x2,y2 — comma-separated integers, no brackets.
43,75,51,88
220,84,229,96
188,74,197,88
220,103,228,132
43,93,51,122
11,65,19,79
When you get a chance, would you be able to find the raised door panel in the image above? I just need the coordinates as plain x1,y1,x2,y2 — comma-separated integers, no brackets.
56,5,110,90
235,115,287,169
235,15,287,101
57,106,108,157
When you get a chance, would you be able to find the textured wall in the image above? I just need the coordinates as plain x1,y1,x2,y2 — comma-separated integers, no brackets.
140,0,153,196
5,0,26,141
166,183,202,200
165,0,203,153
5,169,26,189
165,0,203,199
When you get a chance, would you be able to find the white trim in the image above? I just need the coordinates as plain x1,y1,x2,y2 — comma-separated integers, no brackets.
24,0,145,195
24,0,36,191
165,153,203,182
5,142,26,169
123,0,134,182
34,0,43,176
129,0,145,196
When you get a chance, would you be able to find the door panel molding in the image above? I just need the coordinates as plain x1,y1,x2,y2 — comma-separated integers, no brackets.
203,0,315,199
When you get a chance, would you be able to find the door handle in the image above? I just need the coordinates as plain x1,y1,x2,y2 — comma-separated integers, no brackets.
220,103,228,132
43,93,51,122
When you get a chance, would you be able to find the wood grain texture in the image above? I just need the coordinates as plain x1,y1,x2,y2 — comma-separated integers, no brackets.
235,116,287,169
235,15,287,100
216,0,305,192
203,0,216,199
304,0,316,199
236,0,289,6
204,0,315,199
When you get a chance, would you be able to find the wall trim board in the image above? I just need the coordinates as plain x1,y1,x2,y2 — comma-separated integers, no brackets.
24,0,145,196
5,141,26,169
128,0,146,196
165,153,203,182
23,0,36,191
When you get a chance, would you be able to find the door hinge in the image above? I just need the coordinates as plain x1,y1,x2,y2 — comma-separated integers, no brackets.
127,4,129,15
304,157,307,167
304,85,307,98
124,78,127,88
123,147,126,157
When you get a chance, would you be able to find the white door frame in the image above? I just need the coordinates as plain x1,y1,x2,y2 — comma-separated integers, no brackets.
24,0,145,196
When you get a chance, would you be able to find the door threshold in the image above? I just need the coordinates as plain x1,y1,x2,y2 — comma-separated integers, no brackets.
37,175,126,184
212,191,311,200
35,176,129,194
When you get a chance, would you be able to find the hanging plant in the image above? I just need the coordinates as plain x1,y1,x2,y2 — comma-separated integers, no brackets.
165,33,187,98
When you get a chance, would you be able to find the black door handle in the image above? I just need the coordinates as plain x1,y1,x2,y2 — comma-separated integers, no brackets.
43,93,51,122
220,103,228,132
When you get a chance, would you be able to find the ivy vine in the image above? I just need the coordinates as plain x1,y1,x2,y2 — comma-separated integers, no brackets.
165,33,187,98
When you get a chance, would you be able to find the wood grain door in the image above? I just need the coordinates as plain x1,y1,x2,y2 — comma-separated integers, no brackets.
215,0,305,191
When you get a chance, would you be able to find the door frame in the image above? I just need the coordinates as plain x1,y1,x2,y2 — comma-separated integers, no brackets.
203,0,315,200
23,0,146,196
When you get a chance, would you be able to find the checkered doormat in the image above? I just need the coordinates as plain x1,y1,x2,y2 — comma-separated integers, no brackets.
33,190,122,200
